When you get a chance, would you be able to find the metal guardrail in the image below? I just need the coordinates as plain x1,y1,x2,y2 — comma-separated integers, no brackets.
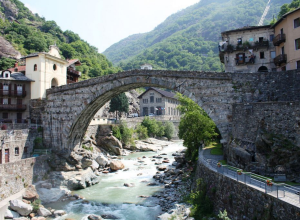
199,150,300,205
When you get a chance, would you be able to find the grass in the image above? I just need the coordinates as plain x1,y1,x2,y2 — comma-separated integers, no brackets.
206,142,223,155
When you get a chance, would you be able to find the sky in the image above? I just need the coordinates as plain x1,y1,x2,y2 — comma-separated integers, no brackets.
20,0,200,53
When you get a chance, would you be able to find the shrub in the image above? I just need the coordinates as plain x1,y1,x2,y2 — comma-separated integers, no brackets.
32,199,41,212
164,121,175,141
112,122,134,146
135,125,148,140
33,137,44,149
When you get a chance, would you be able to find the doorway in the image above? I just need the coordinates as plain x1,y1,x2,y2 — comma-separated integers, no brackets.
5,149,9,163
0,150,2,164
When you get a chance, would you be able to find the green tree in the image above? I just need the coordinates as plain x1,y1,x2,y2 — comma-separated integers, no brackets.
164,121,175,141
141,116,159,137
112,122,133,146
177,94,217,161
109,93,129,120
0,57,16,70
156,121,165,137
135,125,148,140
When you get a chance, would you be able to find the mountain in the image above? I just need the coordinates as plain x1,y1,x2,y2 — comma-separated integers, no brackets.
0,0,121,79
103,0,291,72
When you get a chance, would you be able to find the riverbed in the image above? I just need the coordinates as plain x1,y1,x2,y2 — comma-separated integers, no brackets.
46,141,185,220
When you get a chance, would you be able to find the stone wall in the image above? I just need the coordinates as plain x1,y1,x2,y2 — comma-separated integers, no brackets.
0,155,50,201
195,161,300,220
29,99,47,124
232,101,300,146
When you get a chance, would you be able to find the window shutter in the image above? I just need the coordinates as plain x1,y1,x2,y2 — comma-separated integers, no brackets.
9,84,11,91
14,84,17,91
0,83,2,90
0,98,3,104
8,98,11,104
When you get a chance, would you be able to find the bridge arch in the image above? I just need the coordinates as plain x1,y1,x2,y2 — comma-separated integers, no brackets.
45,69,281,154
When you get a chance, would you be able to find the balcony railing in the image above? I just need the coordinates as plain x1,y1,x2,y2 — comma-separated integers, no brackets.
0,90,26,97
274,54,287,66
0,104,27,111
273,34,286,46
67,67,81,76
219,41,271,53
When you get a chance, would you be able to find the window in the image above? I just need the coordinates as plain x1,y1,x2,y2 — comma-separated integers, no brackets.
15,147,19,155
260,52,265,59
17,85,22,95
150,107,154,114
3,98,8,104
295,38,300,50
2,113,8,119
270,34,274,41
150,93,154,95
237,38,242,45
297,61,300,69
156,98,162,103
34,64,37,71
294,18,300,28
150,96,154,103
259,37,264,43
143,99,148,104
236,53,245,64
53,64,57,71
270,51,276,59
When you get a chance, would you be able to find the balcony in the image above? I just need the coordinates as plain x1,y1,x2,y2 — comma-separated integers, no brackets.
274,54,287,66
219,41,270,53
67,67,81,76
0,104,27,111
273,34,286,46
0,90,27,97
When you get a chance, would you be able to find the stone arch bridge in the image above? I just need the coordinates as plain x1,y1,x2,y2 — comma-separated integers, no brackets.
42,69,300,153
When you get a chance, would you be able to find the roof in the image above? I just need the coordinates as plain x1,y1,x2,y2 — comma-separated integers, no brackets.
272,7,300,28
68,59,82,66
21,52,41,59
138,87,176,99
7,66,26,73
221,25,271,35
0,72,34,82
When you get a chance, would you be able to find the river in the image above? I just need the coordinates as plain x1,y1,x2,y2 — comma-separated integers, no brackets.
46,141,185,220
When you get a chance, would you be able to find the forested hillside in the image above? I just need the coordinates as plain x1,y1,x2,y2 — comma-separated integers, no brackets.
103,0,290,72
0,0,121,79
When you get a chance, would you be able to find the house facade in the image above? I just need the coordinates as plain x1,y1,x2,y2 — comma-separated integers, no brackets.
272,7,300,71
219,25,276,73
67,59,82,84
138,87,179,117
140,64,153,70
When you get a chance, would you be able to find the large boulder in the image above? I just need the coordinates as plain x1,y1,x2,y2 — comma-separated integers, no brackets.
82,157,93,169
97,136,122,155
54,210,66,217
37,207,52,217
4,209,20,219
23,185,39,201
67,167,99,190
91,160,99,171
9,199,33,216
88,214,103,220
110,160,125,171
36,187,69,204
95,155,109,167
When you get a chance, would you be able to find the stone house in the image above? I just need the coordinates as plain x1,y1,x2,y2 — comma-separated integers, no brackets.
138,87,180,117
67,59,82,84
219,25,276,73
140,64,153,70
0,70,33,124
272,7,300,71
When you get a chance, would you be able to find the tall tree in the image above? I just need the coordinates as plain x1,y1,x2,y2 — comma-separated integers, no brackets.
109,93,129,120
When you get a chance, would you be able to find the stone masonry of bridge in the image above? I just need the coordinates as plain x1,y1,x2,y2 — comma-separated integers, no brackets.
42,69,300,154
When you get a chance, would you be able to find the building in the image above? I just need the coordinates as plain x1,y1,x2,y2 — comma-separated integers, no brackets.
67,59,82,84
138,87,179,117
140,64,153,70
219,25,276,73
272,7,300,71
0,70,33,123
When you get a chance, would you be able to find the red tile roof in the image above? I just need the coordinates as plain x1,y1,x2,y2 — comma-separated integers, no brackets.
7,66,26,73
68,59,81,66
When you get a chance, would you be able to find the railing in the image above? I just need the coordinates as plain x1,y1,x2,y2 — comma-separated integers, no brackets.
0,90,26,97
67,67,81,76
0,104,26,111
273,34,286,46
199,150,300,206
274,54,287,66
219,41,271,53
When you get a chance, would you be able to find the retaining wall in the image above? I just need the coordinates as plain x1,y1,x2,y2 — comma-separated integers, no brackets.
196,161,300,220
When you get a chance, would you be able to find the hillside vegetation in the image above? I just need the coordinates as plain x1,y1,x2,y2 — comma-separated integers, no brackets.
0,0,121,79
103,0,290,72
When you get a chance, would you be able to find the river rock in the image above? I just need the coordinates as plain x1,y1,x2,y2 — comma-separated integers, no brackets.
37,187,69,203
101,214,119,219
31,217,46,220
9,199,33,216
4,209,20,219
97,135,122,155
23,185,39,200
96,155,109,167
124,183,135,187
37,207,52,217
110,160,125,171
12,218,29,220
91,160,99,170
88,214,103,220
157,165,167,171
54,210,66,217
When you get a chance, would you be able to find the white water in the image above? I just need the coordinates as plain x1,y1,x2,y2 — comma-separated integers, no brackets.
46,141,185,220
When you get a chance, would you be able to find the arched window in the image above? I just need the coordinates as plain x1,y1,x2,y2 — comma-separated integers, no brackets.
258,66,268,72
51,78,58,88
53,64,57,71
34,64,37,71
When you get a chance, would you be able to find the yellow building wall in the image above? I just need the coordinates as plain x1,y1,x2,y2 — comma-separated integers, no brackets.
274,10,300,70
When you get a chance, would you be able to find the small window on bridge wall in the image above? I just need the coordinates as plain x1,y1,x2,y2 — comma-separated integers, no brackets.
51,78,58,88
34,64,37,71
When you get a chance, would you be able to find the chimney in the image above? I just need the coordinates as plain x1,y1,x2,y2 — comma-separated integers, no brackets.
14,62,18,68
